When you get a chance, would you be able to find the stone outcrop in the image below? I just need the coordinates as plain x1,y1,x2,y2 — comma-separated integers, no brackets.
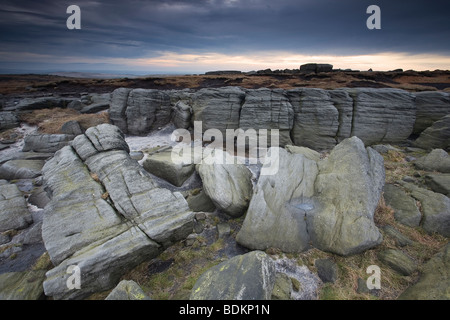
414,115,450,150
0,180,33,232
41,124,194,300
108,87,440,151
413,91,450,135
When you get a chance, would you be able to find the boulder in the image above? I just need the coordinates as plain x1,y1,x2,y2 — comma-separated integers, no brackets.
398,243,449,300
197,151,253,218
61,120,83,136
271,273,293,300
300,63,333,73
0,270,46,300
14,97,75,111
383,184,421,227
22,134,73,153
413,91,450,135
72,123,130,161
424,173,450,197
398,181,450,237
80,102,110,114
143,148,195,187
236,147,318,252
415,149,450,173
0,159,45,180
105,280,151,300
308,136,384,256
185,189,216,212
41,124,194,299
414,115,450,150
382,225,414,247
190,251,276,300
0,111,19,131
67,100,86,111
315,259,338,283
0,181,32,232
377,249,417,276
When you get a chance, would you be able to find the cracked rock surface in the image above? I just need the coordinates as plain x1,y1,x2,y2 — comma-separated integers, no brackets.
41,124,194,300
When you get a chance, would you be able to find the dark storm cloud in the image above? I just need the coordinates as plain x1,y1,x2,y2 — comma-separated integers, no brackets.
0,0,449,70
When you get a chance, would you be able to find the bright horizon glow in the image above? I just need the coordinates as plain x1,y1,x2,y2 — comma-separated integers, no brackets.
1,50,449,73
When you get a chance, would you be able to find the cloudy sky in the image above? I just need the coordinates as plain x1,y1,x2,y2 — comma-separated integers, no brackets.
0,0,449,74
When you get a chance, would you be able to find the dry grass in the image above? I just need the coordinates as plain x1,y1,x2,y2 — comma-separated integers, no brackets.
19,108,109,134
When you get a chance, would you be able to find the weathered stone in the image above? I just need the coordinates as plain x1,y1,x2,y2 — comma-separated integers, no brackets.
415,149,450,173
239,88,294,146
383,184,421,227
61,120,83,136
0,270,46,300
413,91,450,135
72,123,129,161
105,280,151,300
378,249,417,276
190,251,276,300
198,151,253,218
0,159,45,180
67,100,86,111
382,225,414,247
109,88,132,133
190,87,245,136
22,134,73,153
15,97,75,111
186,189,216,212
424,173,450,197
315,259,338,283
172,101,192,129
288,88,339,150
42,124,194,299
398,243,449,300
271,273,293,300
80,102,110,114
346,88,416,146
414,115,450,150
308,137,384,256
0,182,32,232
125,89,173,135
236,147,318,252
399,181,450,237
0,111,19,131
143,148,195,187
329,89,353,143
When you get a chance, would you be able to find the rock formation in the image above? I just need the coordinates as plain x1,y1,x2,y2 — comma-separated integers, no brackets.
41,124,194,299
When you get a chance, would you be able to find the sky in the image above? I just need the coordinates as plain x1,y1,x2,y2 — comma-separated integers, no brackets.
0,0,449,74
